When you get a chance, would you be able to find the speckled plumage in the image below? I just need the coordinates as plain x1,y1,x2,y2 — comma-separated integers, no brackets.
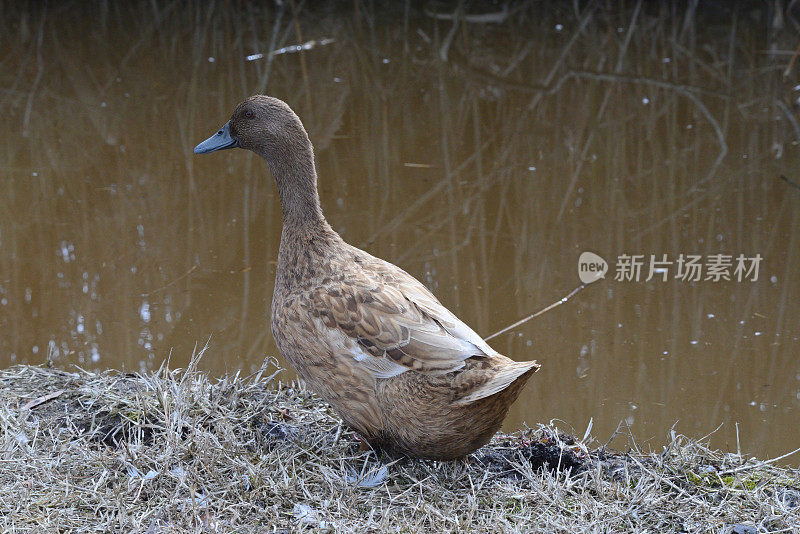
195,95,540,460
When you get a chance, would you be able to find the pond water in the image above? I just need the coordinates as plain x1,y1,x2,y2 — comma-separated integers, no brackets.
1,2,799,461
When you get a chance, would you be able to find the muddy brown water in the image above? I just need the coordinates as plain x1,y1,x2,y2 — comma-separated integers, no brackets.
1,2,799,461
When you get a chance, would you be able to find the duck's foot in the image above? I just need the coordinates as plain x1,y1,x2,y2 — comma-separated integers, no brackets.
346,434,374,454
356,436,372,453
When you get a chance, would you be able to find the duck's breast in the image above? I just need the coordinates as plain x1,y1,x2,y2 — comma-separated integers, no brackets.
271,297,384,437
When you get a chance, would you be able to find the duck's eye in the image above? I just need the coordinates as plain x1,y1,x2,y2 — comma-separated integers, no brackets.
244,110,254,119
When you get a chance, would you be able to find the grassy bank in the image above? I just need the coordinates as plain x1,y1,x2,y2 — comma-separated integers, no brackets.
1,354,798,533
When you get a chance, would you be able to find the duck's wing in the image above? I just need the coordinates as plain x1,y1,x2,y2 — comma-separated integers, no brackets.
381,263,501,359
301,261,499,379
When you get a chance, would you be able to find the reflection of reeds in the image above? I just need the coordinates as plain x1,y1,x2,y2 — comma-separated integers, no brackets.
1,1,799,458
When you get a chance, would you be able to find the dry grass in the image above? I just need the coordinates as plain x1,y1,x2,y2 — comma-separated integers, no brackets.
0,352,798,533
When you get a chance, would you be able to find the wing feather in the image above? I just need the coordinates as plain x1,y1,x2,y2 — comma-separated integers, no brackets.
301,255,497,379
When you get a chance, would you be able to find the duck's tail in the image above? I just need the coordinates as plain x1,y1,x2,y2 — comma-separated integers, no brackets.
455,358,540,406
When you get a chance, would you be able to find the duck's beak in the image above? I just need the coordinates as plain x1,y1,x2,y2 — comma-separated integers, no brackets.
193,121,239,154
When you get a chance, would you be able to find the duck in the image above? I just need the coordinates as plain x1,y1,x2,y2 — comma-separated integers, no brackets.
193,95,540,460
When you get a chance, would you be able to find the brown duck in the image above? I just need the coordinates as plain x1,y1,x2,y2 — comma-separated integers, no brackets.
194,95,539,460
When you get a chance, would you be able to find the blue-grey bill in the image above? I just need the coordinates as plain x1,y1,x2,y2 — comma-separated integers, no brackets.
193,121,238,154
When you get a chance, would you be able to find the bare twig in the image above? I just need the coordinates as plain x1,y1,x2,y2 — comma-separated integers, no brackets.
485,283,587,341
19,389,65,411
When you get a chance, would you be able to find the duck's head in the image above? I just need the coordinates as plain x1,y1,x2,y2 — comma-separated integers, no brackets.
194,95,324,222
193,95,309,159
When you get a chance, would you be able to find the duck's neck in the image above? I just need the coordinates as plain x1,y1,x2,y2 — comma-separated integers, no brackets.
261,141,343,292
260,141,320,223
260,140,336,241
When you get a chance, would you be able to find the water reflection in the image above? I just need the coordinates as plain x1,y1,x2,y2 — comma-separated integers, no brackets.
1,1,799,460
